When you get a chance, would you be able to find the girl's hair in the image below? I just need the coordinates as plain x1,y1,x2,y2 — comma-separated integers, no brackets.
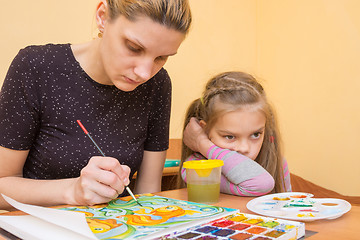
106,0,192,34
178,71,286,193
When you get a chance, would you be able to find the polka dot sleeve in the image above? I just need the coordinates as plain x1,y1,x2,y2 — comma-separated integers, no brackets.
144,69,171,151
0,48,41,150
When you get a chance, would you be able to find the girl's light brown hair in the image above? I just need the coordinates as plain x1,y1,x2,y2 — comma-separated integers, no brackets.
178,71,286,193
107,0,192,34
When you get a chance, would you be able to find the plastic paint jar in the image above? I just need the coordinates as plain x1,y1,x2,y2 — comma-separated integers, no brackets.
183,159,224,204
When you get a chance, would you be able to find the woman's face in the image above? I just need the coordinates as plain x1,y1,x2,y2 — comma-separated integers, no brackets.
100,15,185,91
206,107,266,160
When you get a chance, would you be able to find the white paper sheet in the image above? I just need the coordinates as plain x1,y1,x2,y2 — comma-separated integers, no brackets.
0,194,97,240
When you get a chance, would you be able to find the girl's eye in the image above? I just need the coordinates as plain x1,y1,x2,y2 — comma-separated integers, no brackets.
224,135,235,140
252,132,262,139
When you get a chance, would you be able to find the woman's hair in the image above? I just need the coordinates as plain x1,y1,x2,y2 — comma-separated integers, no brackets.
106,0,192,34
178,71,286,193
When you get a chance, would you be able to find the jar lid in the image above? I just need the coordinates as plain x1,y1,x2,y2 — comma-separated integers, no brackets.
183,159,224,169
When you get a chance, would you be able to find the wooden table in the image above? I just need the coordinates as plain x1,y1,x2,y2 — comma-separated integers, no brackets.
1,188,358,240
156,188,358,240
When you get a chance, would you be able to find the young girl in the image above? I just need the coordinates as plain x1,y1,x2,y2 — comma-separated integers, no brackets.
179,71,291,196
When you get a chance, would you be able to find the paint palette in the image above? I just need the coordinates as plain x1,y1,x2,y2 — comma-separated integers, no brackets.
246,192,351,221
157,212,305,240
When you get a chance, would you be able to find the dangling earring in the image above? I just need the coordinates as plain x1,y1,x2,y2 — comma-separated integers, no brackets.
98,30,103,38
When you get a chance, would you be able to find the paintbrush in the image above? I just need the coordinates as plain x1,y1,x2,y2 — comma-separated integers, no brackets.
76,120,143,207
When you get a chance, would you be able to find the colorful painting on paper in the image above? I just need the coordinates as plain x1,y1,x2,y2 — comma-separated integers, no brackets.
158,212,305,240
60,194,237,240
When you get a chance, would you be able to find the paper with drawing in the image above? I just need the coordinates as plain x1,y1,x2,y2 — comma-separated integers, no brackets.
0,193,237,240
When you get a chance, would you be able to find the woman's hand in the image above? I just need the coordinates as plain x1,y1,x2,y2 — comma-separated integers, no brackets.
70,156,130,206
183,117,213,156
0,146,131,208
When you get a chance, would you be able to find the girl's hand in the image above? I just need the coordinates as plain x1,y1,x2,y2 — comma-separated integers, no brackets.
183,117,213,155
70,156,130,205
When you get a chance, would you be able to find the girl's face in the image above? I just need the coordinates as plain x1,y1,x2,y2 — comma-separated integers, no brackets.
100,15,185,91
205,107,266,160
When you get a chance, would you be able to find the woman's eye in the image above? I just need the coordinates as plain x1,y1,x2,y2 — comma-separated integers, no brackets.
126,42,141,53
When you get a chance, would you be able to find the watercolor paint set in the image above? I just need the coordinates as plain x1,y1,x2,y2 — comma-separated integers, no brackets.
156,212,305,240
246,192,351,221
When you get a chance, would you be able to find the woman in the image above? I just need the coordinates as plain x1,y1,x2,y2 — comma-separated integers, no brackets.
0,0,191,209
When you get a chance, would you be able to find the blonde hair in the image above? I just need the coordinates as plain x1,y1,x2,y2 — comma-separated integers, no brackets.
107,0,192,34
178,71,286,193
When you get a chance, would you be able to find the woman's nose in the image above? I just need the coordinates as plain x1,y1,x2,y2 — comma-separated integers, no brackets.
134,58,154,81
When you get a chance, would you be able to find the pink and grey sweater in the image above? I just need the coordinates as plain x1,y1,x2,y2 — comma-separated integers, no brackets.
181,145,292,196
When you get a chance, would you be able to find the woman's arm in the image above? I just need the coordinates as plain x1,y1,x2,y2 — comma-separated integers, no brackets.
134,150,166,194
0,146,130,210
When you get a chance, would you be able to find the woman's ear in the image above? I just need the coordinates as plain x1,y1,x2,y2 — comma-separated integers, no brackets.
199,120,207,129
96,1,108,33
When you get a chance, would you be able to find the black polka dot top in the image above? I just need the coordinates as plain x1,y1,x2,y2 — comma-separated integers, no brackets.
0,44,171,181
